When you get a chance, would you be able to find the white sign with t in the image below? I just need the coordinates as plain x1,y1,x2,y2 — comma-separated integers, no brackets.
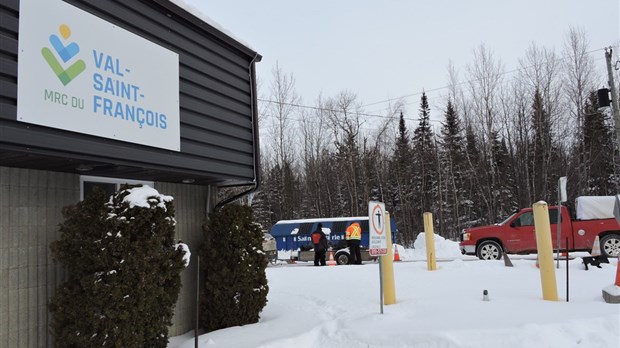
368,201,387,256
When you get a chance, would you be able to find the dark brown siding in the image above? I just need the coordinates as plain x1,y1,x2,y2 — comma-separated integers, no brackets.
0,0,260,185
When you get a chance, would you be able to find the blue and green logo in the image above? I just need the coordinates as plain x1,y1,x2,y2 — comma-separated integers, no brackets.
41,24,86,86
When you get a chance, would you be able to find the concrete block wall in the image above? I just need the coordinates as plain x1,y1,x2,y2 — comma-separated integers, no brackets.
0,167,79,348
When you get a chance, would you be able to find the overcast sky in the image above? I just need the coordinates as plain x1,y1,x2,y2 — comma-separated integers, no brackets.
185,0,619,116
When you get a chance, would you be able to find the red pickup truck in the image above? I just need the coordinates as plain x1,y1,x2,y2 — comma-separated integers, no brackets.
460,200,620,260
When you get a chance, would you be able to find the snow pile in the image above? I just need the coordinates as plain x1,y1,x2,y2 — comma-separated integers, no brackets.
397,232,465,261
175,243,191,267
122,185,173,210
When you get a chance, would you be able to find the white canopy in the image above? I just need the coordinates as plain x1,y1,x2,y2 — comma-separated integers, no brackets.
575,196,616,220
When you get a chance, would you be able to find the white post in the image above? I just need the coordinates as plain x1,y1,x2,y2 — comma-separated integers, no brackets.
605,48,620,154
556,176,567,268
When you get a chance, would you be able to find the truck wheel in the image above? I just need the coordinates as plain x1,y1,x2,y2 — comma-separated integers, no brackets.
335,251,350,265
600,234,620,257
476,240,503,260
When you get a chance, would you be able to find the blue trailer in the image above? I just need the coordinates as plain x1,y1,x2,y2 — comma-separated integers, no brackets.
269,216,398,251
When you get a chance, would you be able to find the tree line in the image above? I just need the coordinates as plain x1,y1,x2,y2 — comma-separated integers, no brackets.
248,28,619,247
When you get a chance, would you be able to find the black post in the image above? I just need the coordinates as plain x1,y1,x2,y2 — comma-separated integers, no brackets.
378,256,384,314
195,255,200,348
565,238,569,302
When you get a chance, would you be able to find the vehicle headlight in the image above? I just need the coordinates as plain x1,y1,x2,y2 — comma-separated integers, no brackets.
462,232,471,241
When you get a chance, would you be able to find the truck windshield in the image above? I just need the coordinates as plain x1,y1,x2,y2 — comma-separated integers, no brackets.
498,212,517,225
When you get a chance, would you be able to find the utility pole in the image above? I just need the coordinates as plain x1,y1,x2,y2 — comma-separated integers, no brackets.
605,47,620,153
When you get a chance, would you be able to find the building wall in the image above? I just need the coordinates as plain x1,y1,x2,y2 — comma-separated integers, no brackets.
0,0,257,344
0,166,211,347
0,167,78,347
1,0,259,184
155,182,210,337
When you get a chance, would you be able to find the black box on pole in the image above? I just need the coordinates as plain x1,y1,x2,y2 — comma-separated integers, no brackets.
598,88,611,107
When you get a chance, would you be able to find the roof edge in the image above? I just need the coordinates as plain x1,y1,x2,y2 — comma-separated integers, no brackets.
153,0,262,61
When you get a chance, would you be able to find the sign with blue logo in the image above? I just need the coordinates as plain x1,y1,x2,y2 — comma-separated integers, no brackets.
17,0,181,151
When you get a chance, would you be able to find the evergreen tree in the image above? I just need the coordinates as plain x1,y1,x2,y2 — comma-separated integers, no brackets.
250,166,272,227
463,123,484,225
360,138,382,208
256,164,281,225
438,100,467,239
256,161,302,225
491,132,519,220
317,151,341,216
199,204,268,332
280,160,302,218
582,91,618,194
440,100,464,159
334,129,363,216
511,107,534,208
388,112,416,245
412,93,437,232
50,186,185,347
530,89,555,201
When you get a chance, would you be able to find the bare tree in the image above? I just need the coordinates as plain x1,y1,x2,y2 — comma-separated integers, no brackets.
517,43,563,202
259,62,302,221
299,95,331,216
498,76,532,206
267,62,300,167
465,44,504,221
562,27,597,196
324,91,365,216
363,100,402,204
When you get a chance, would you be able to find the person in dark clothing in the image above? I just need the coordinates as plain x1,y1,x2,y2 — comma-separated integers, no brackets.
311,223,329,266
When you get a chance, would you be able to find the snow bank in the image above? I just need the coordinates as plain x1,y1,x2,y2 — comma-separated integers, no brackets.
169,256,620,348
396,232,464,261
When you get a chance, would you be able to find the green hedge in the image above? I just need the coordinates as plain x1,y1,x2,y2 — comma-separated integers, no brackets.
49,185,186,347
199,204,269,331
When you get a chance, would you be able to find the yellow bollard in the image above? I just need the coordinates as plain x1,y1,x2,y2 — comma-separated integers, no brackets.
423,212,437,271
533,201,559,301
382,212,396,305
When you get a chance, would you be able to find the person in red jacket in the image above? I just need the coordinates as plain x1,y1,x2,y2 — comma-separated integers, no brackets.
346,222,362,264
311,223,329,266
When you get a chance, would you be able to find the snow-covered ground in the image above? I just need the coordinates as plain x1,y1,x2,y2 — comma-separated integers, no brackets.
169,234,620,348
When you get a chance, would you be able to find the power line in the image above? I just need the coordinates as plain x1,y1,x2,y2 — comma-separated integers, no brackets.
258,46,613,125
257,98,439,123
360,46,610,108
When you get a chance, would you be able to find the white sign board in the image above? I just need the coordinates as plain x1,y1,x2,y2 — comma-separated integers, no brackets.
558,176,567,202
368,201,387,256
17,0,180,151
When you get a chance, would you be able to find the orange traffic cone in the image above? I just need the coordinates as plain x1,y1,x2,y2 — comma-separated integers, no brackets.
328,250,336,266
393,245,401,262
591,236,601,257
